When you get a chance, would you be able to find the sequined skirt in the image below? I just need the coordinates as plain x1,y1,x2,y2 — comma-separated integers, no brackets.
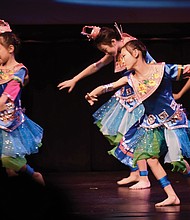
110,122,190,169
0,114,43,158
93,95,144,146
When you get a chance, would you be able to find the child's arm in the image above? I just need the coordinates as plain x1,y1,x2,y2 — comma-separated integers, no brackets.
85,76,128,105
57,54,113,93
173,78,190,100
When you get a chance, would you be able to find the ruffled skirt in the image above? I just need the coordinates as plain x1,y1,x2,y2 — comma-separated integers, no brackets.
110,122,190,170
93,87,190,171
92,86,145,169
0,114,43,158
93,94,144,146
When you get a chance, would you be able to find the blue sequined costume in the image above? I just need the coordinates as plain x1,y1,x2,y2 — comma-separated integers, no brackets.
109,63,190,170
93,48,155,169
0,64,43,171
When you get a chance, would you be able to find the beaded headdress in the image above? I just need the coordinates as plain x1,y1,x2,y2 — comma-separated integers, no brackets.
0,19,12,33
81,23,137,43
81,26,101,41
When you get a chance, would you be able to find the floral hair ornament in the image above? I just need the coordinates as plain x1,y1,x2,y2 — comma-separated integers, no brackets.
0,19,12,33
81,25,101,41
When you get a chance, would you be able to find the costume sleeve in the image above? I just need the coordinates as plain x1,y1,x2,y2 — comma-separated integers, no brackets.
145,51,156,64
164,64,190,81
2,68,27,101
13,67,27,84
3,80,20,101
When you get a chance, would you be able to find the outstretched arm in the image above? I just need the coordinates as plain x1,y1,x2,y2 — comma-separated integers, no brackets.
173,78,190,100
85,76,128,105
57,54,113,93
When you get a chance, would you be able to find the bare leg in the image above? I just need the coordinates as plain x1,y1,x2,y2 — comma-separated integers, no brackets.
129,159,151,189
117,169,140,185
117,159,151,189
20,164,45,186
147,158,180,207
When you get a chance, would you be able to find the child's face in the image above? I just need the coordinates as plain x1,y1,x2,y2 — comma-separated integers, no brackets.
0,37,11,65
98,39,119,56
120,47,136,70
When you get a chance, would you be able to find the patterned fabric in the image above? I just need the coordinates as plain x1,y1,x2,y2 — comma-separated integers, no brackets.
111,63,190,171
0,64,43,170
92,49,155,169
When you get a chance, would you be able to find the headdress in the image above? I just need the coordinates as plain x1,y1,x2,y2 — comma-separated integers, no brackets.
114,22,123,37
0,19,12,33
81,26,101,41
114,22,137,42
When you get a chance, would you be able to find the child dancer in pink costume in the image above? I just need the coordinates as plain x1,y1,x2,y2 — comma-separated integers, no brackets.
0,19,45,185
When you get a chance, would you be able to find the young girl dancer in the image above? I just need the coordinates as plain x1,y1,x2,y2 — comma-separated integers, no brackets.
0,19,45,185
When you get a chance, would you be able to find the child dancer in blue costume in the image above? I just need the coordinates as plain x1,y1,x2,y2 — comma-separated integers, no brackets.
58,23,156,189
0,19,45,185
85,39,190,206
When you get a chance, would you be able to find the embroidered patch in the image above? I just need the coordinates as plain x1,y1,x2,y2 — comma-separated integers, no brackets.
147,114,156,125
170,100,177,110
158,110,169,120
126,88,132,96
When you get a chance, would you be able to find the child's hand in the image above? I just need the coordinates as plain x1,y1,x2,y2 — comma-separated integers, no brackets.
85,93,98,106
57,78,76,93
85,86,104,105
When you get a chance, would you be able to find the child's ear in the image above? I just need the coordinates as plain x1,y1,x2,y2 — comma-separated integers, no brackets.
133,48,139,58
8,45,14,53
111,39,116,46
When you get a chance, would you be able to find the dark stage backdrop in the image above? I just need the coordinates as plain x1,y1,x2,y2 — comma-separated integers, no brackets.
9,23,190,172
1,0,190,24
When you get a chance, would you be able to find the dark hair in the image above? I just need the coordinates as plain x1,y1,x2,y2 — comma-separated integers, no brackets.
124,40,147,59
94,27,122,47
0,32,21,55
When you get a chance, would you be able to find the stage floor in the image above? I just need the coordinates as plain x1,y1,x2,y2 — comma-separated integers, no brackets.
42,170,190,220
0,169,190,219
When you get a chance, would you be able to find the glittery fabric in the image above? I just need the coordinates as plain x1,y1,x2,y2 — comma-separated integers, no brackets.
0,64,43,170
93,86,145,147
0,115,43,157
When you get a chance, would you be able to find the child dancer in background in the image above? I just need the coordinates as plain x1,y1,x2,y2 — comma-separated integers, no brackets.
58,23,156,189
0,19,45,185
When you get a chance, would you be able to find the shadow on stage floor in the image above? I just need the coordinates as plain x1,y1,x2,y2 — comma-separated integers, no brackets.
1,169,190,220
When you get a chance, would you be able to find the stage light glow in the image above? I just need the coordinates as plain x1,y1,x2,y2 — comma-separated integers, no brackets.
55,0,190,8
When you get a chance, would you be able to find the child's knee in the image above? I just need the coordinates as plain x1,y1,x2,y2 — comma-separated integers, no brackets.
147,158,158,167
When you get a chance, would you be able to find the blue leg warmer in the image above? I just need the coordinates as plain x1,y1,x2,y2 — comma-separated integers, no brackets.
158,175,171,188
140,171,148,176
130,166,139,172
25,164,34,176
